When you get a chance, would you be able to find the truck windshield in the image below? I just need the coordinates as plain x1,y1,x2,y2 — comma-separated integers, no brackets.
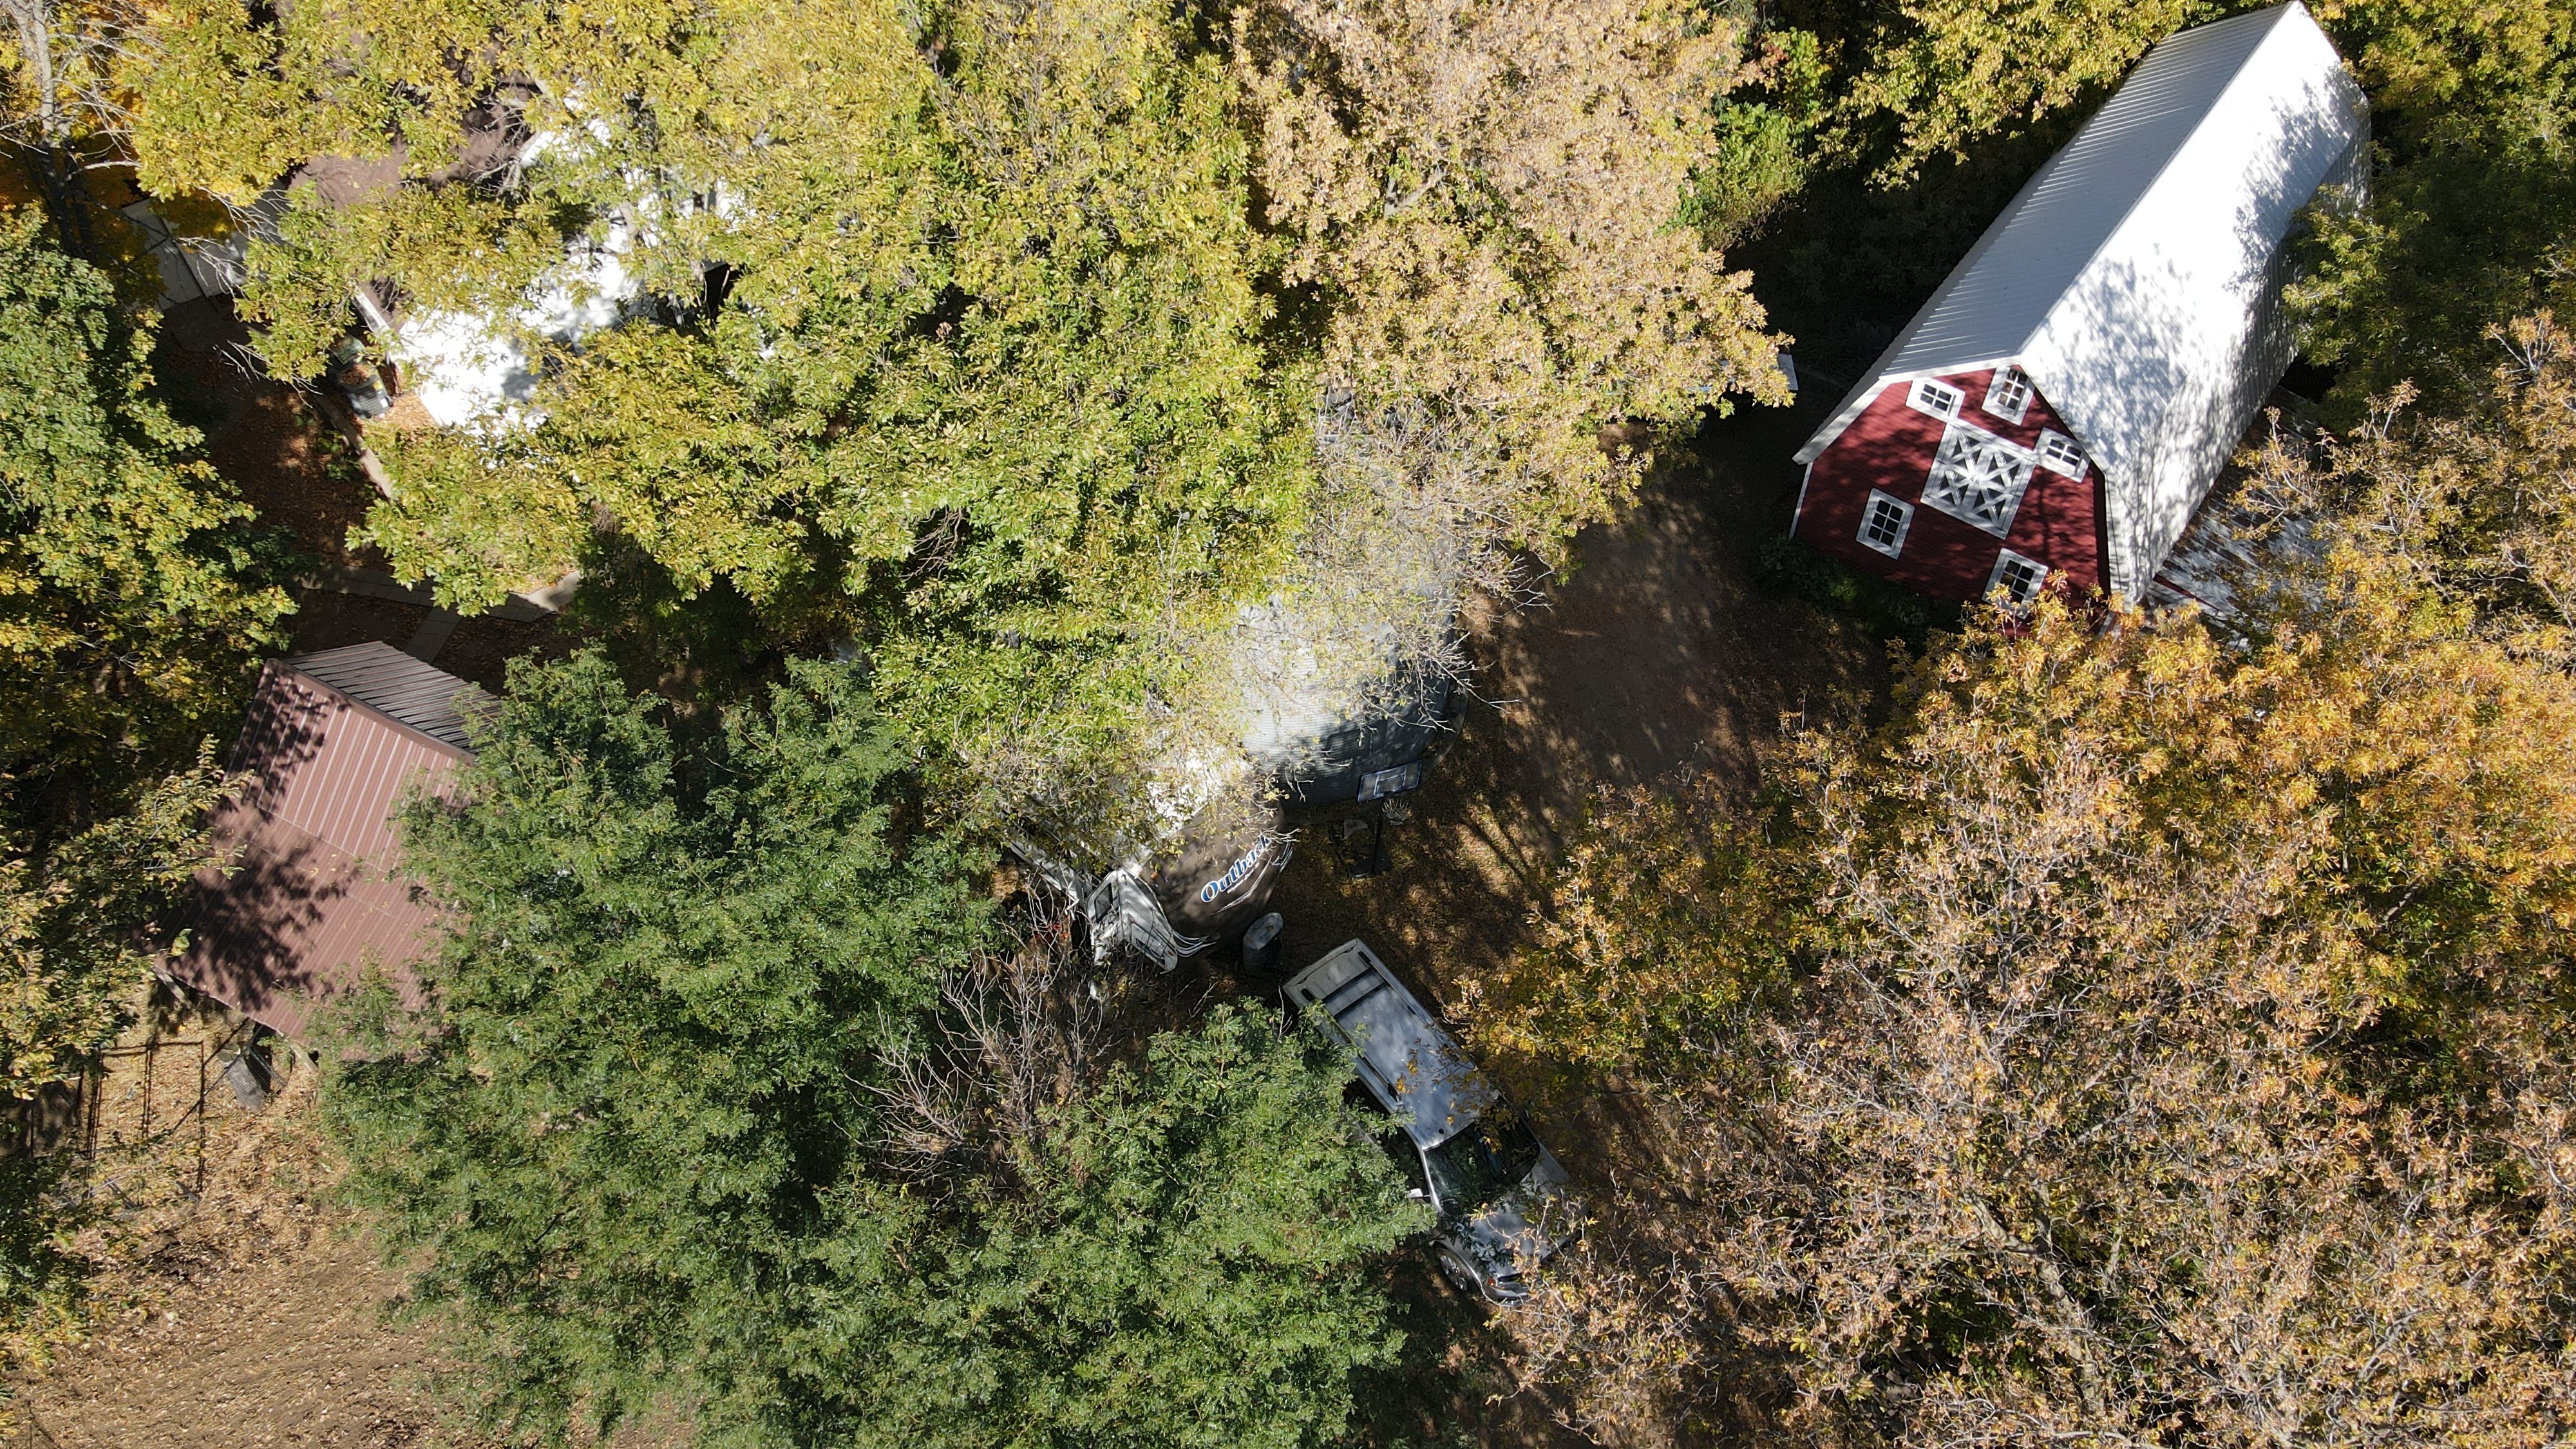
1424,1108,1542,1215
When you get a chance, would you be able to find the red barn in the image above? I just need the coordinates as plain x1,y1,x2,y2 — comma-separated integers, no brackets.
1791,3,2367,603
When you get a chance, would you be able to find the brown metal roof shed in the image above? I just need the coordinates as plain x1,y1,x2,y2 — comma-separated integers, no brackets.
169,642,486,1037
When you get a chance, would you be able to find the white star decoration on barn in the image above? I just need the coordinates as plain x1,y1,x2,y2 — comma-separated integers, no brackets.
1922,421,2038,536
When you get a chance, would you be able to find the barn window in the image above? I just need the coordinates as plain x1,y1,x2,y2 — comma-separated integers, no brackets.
1907,378,1964,419
1920,421,2038,536
1982,367,2032,424
1858,491,1913,556
1989,549,2049,604
2036,430,2088,478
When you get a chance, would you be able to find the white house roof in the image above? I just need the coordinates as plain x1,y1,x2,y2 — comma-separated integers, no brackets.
1795,3,2367,598
383,217,640,430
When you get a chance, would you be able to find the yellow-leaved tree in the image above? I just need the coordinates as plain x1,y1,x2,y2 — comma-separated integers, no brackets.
1233,0,1790,552
1478,315,2576,1443
115,0,1791,824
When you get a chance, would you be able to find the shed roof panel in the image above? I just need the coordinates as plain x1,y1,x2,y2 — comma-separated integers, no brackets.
166,649,480,1037
287,641,488,752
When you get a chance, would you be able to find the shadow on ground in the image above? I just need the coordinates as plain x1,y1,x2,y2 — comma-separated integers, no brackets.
1262,397,1888,1014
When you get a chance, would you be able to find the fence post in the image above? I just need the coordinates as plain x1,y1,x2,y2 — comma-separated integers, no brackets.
196,1037,209,1198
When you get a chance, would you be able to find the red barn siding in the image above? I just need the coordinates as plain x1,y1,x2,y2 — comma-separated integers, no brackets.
1795,369,2106,601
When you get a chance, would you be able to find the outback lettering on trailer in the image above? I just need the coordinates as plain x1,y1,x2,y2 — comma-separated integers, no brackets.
1198,838,1274,903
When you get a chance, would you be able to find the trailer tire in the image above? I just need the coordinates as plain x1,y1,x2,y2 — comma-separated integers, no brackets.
1435,1245,1483,1300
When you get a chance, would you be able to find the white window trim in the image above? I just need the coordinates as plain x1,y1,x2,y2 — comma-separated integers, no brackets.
1989,547,2049,604
2035,429,2088,480
1858,490,1913,558
1981,367,2032,424
1906,377,1964,421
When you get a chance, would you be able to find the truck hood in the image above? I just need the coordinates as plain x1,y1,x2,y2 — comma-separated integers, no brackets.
1454,1148,1578,1277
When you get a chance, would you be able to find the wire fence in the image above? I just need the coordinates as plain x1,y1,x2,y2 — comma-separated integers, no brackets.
3,1010,296,1449
6,1016,265,1201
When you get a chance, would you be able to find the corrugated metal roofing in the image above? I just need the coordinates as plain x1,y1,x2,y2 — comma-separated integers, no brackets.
1794,3,2367,598
167,650,484,1037
287,640,488,750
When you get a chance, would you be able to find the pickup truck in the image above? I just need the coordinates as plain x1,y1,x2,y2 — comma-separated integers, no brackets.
1285,939,1575,1301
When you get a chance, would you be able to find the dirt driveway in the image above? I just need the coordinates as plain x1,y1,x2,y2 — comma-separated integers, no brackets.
1193,398,1895,1444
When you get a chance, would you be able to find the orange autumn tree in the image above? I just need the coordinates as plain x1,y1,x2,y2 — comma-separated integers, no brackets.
1481,332,2576,1438
2249,310,2576,645
1231,0,1790,554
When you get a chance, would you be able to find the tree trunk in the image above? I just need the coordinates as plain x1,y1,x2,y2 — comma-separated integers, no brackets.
5,0,105,260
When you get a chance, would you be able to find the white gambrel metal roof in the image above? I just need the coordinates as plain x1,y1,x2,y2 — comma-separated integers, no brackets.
1794,4,2367,598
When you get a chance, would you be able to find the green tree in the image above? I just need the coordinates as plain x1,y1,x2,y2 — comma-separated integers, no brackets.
2291,99,2574,413
0,752,234,1100
129,0,1310,793
2280,0,2576,416
324,650,1421,1445
1823,0,2219,182
323,650,990,1437
0,203,284,1421
0,210,289,830
122,0,1792,819
811,987,1428,1448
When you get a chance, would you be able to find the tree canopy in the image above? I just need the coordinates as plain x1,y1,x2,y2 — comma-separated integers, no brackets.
0,212,287,830
800,998,1428,1449
2286,0,2576,415
1234,0,1789,546
0,210,281,1410
323,650,1423,1446
324,650,990,1435
8,0,2571,1441
118,0,1788,814
1479,321,2576,1441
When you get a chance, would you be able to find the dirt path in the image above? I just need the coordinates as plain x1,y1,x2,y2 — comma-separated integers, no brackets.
9,1052,686,1449
6,1039,469,1449
1262,400,1887,1018
1208,400,1891,1445
20,1230,451,1449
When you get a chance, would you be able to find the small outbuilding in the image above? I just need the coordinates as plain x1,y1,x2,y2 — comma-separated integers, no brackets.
1789,3,2368,603
167,643,484,1037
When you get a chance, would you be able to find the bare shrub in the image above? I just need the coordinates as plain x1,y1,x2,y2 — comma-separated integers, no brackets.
875,906,1106,1188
